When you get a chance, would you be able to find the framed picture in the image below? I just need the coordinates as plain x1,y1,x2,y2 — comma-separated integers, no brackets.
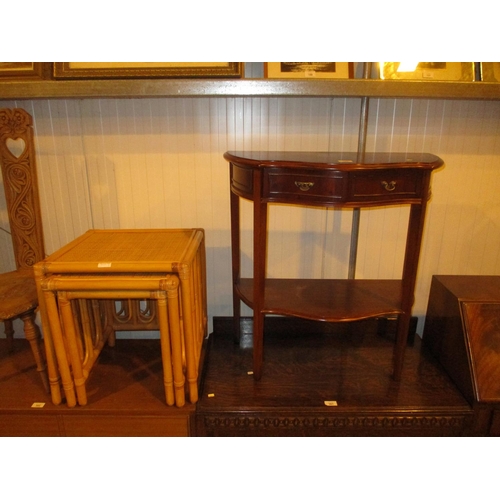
0,62,47,79
378,62,476,81
53,62,242,79
265,62,354,79
479,63,500,82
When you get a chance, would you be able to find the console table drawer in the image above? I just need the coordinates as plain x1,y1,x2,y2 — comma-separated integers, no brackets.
349,169,422,202
264,169,345,204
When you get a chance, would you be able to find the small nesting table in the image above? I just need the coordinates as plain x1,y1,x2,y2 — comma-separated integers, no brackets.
34,229,207,408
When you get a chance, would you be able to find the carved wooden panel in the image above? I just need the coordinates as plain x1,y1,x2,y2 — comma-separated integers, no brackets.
0,108,44,269
198,412,470,437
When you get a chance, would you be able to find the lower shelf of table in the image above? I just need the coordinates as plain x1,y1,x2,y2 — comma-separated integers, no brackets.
236,278,404,321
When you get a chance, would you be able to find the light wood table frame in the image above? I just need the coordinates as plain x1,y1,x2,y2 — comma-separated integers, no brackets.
34,229,207,408
41,274,184,407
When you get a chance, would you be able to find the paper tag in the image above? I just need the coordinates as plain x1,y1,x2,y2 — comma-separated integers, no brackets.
324,400,338,407
98,262,112,268
207,393,215,398
31,402,45,408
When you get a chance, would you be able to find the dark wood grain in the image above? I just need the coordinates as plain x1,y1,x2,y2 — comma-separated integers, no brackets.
423,275,500,436
196,317,473,437
237,278,403,320
461,302,500,401
423,275,500,405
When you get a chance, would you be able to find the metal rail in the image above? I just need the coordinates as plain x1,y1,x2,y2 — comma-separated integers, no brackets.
348,63,373,279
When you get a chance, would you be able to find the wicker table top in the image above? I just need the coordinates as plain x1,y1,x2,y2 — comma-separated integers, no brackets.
39,229,204,273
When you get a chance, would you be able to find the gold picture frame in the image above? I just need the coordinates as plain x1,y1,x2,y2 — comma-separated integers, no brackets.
265,62,354,79
53,62,242,79
0,62,47,79
379,62,476,81
479,63,500,82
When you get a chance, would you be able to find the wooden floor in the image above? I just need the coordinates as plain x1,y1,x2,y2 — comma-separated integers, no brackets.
1,317,474,437
0,338,196,436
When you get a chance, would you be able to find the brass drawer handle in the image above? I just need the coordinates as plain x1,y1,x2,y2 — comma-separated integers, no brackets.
382,180,396,192
295,181,315,191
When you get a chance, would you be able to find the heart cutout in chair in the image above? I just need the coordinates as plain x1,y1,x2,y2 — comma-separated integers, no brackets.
6,137,26,159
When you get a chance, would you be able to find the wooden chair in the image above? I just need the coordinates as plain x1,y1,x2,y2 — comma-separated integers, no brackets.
0,107,49,392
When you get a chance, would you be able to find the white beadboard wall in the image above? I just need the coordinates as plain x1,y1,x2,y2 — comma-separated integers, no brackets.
1,93,500,338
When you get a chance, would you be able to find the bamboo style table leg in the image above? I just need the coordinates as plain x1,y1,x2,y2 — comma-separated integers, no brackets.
162,277,185,406
156,292,176,407
58,292,88,406
192,241,207,363
179,264,199,403
34,264,62,405
42,290,77,408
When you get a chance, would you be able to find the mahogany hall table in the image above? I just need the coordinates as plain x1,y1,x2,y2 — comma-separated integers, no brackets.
34,229,207,408
224,151,443,381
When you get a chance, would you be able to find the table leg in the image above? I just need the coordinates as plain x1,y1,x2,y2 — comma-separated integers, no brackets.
252,179,268,381
230,187,241,343
179,269,198,403
34,264,62,405
43,290,77,408
42,330,63,406
164,278,185,407
156,293,176,407
393,313,411,381
58,293,88,406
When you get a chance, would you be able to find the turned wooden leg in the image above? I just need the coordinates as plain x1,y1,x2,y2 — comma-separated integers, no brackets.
20,311,50,393
3,319,14,352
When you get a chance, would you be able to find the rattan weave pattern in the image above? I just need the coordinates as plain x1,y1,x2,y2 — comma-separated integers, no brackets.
44,229,202,272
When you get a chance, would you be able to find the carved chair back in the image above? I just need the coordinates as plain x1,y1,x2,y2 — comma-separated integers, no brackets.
0,108,45,269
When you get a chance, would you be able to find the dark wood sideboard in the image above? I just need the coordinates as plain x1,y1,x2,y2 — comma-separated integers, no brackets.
423,275,500,436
